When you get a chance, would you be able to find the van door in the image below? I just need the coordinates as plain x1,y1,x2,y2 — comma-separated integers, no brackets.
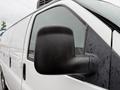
22,1,112,90
8,16,32,90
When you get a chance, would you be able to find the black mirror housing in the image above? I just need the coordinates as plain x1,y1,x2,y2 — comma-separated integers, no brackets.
34,26,99,75
34,26,75,74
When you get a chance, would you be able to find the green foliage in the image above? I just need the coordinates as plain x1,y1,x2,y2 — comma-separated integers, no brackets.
0,21,6,30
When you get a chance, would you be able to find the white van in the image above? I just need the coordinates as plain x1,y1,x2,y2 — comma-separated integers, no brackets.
0,0,120,90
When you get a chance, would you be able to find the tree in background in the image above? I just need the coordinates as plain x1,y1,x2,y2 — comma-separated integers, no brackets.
0,21,7,36
0,21,6,30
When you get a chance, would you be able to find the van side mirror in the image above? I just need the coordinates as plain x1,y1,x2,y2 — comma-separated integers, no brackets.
34,26,99,75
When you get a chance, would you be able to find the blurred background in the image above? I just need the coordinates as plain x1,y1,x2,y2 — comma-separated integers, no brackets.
0,0,37,29
0,0,120,29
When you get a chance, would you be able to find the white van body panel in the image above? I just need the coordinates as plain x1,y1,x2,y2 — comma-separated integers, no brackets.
113,30,120,56
0,16,32,90
0,29,13,89
0,0,112,90
0,59,21,90
22,61,106,90
22,0,110,90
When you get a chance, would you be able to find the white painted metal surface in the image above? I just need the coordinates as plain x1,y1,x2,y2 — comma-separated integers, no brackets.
113,31,120,56
23,0,109,90
0,15,32,90
0,0,111,90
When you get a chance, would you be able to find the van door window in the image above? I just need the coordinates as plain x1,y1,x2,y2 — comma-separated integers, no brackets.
28,6,87,60
27,5,113,89
71,26,112,89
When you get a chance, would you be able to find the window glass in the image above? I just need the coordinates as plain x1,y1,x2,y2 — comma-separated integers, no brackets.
28,6,87,60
